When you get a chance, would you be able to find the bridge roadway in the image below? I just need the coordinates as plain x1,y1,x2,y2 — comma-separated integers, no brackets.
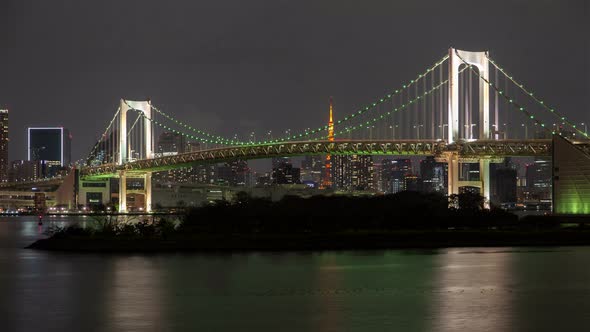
80,139,554,178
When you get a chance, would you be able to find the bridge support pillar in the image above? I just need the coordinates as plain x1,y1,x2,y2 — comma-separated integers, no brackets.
118,171,127,213
479,158,491,209
441,152,495,208
443,152,461,196
145,172,152,213
448,48,490,143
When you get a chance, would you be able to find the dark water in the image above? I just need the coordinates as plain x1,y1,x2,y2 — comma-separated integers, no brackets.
1,216,589,332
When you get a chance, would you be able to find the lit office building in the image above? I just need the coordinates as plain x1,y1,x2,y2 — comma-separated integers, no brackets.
332,155,373,191
28,127,71,167
381,158,411,193
420,156,447,193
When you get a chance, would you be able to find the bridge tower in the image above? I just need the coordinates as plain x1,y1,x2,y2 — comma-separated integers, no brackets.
446,48,494,203
118,99,153,213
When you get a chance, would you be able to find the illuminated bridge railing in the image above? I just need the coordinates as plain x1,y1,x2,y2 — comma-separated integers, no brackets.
81,140,445,176
451,139,552,157
80,139,555,177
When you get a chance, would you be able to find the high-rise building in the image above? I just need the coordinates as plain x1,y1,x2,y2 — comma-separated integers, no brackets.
27,127,71,167
157,132,186,156
332,155,373,191
8,160,53,182
525,158,552,201
272,157,292,169
490,158,518,205
272,159,301,184
0,110,8,182
404,174,421,192
493,168,517,204
372,161,383,192
300,155,324,184
420,156,447,193
186,141,202,153
381,158,412,193
217,160,249,186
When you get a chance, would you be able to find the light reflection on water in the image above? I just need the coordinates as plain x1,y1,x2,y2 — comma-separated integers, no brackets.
1,217,589,332
431,249,514,332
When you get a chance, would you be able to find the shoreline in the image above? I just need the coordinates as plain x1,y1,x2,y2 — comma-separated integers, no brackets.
26,230,590,253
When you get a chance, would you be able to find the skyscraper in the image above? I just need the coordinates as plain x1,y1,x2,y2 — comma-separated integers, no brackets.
27,127,71,167
157,132,186,156
0,110,8,182
332,155,373,191
272,159,301,184
381,158,412,193
300,155,324,184
217,159,250,186
420,156,447,193
525,158,552,201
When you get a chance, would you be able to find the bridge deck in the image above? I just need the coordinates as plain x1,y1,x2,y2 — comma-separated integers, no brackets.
80,139,554,178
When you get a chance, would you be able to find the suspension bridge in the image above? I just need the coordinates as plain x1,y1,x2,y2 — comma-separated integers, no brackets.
2,48,589,214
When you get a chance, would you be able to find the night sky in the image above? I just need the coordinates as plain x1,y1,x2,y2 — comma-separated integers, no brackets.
0,0,588,163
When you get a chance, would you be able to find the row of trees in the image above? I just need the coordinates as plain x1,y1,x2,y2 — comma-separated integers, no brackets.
178,191,517,234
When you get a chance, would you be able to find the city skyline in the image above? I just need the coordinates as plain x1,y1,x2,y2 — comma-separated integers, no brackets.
0,0,588,162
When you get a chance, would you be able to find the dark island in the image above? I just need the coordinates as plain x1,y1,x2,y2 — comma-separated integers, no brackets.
27,191,590,252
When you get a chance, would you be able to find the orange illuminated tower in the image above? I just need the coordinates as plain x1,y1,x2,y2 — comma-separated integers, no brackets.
321,97,334,188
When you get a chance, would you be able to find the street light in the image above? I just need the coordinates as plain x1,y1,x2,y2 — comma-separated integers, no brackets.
368,125,375,140
521,123,528,139
438,124,449,141
389,125,398,139
413,124,424,139
464,124,476,140
582,122,587,137
491,124,499,139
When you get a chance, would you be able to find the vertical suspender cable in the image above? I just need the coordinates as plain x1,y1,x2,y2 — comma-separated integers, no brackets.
439,63,443,140
494,66,499,140
469,68,473,139
414,83,418,139
430,66,435,139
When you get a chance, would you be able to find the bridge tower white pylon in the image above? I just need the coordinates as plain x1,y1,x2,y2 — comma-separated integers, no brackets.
118,99,153,213
448,48,490,143
447,48,492,205
118,99,153,164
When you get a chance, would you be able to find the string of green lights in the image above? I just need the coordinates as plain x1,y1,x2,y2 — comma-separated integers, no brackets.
487,55,588,139
134,65,458,146
266,54,450,144
150,105,240,145
130,75,447,148
327,67,467,140
148,55,450,146
133,109,235,147
117,100,242,146
86,107,121,163
455,52,557,136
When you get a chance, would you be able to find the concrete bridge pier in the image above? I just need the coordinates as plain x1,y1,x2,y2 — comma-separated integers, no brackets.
118,170,152,213
118,170,127,213
439,152,501,208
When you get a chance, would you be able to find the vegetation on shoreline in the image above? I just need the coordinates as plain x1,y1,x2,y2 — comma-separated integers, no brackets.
27,191,590,252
